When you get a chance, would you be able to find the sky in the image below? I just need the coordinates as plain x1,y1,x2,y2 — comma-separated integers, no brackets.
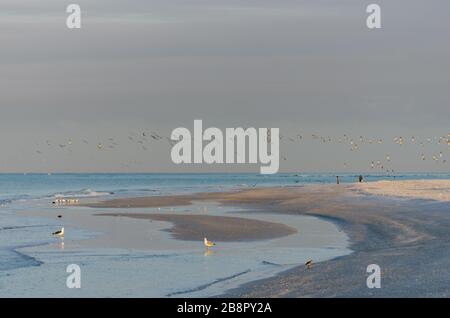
0,0,449,173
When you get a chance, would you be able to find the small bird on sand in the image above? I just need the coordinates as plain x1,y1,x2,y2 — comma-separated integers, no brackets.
204,237,215,248
52,227,64,238
305,259,313,269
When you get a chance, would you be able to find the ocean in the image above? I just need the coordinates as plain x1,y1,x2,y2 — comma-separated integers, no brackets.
2,172,450,205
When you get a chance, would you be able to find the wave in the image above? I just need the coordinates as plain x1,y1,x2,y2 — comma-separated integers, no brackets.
0,187,162,206
0,189,112,206
113,188,158,193
53,189,113,198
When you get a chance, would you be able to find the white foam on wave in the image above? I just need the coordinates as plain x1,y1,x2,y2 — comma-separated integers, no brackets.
53,189,112,198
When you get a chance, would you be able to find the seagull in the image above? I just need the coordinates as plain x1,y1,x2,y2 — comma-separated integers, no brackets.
52,227,64,238
305,259,313,269
204,237,215,248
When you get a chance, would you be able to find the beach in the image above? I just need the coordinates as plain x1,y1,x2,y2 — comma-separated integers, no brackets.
83,180,450,297
224,182,450,297
2,176,450,297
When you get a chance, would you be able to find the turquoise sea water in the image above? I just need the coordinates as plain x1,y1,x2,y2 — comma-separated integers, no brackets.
2,172,449,205
0,173,448,297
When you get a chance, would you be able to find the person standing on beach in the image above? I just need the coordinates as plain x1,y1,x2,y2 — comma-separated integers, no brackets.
336,176,340,184
358,175,363,183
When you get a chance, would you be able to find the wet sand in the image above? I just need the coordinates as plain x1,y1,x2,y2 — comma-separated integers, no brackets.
83,187,309,209
223,185,450,297
97,213,297,241
86,181,450,297
85,180,450,209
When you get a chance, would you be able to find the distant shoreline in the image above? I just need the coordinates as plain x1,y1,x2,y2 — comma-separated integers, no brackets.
84,179,450,208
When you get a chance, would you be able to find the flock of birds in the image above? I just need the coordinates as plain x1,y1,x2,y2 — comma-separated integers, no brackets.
276,132,449,171
37,130,168,153
35,130,171,169
34,130,449,172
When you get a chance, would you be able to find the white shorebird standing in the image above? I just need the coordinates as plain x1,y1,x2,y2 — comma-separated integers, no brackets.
204,237,215,248
52,227,64,238
305,259,313,269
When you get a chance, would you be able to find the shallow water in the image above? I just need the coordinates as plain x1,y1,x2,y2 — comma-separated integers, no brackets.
0,198,350,297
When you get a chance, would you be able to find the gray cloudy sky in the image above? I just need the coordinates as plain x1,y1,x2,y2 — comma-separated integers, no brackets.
0,0,449,173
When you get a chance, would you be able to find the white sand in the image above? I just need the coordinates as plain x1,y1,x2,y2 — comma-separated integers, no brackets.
352,179,450,202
